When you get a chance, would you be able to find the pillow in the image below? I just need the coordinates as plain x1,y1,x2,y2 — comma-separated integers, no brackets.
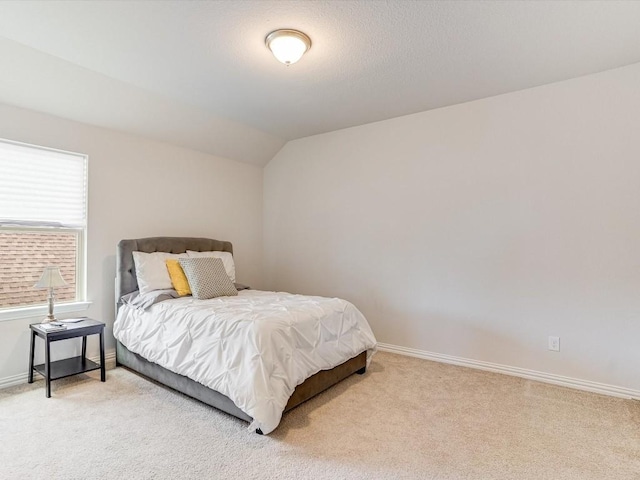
178,257,238,300
165,259,192,296
132,251,186,294
186,250,236,283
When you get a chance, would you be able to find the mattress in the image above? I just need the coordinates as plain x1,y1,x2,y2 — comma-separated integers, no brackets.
113,289,377,434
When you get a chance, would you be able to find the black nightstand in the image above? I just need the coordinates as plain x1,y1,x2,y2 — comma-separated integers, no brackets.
28,318,106,397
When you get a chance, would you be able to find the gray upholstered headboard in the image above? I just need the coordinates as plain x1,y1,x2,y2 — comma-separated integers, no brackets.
116,236,233,309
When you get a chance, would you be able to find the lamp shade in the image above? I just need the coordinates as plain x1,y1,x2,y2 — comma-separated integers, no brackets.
34,266,67,289
265,29,311,65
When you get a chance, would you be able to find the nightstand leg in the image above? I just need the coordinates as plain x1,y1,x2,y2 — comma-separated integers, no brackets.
82,335,87,360
99,331,105,382
28,330,35,383
44,338,51,398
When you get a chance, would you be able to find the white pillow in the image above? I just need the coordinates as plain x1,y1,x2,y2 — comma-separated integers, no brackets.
186,250,236,283
132,251,186,294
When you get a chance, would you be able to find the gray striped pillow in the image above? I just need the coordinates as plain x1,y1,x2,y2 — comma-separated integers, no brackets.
178,257,238,300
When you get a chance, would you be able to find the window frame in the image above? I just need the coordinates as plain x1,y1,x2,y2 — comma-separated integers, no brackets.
0,139,91,321
0,225,92,322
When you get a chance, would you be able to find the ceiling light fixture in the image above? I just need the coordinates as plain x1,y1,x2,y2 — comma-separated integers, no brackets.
265,29,311,66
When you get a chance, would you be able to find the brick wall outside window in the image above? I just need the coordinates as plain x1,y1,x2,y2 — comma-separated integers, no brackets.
0,232,77,308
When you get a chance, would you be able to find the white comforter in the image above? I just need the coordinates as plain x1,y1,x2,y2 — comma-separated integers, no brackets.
113,290,377,434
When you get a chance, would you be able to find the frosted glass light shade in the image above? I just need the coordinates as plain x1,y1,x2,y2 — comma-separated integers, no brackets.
34,266,67,289
265,29,311,65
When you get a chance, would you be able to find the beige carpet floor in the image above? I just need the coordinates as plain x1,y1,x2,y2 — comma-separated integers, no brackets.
1,351,638,479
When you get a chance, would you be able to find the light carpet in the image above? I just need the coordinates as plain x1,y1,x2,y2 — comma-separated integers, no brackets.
1,351,639,479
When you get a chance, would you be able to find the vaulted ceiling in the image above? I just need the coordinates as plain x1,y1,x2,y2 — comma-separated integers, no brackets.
2,1,640,166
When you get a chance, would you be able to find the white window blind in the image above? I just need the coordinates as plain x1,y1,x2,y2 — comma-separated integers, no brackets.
0,139,87,228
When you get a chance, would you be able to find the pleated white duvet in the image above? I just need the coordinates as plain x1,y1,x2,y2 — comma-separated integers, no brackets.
113,290,377,434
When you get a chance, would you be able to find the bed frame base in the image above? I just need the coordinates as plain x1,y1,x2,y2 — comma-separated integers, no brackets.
116,341,366,427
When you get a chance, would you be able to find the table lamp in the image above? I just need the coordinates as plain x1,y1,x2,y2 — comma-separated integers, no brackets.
34,266,67,323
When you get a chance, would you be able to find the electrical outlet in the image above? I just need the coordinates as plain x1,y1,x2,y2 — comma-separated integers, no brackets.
548,336,560,352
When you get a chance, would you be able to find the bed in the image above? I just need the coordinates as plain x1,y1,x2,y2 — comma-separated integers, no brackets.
114,236,377,434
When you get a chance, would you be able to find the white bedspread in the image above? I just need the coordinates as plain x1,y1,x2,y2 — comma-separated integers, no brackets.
113,290,377,434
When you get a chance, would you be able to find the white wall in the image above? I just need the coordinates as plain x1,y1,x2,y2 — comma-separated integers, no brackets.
264,63,640,392
0,103,263,383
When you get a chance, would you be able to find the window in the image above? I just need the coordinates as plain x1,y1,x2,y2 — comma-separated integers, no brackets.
0,138,88,313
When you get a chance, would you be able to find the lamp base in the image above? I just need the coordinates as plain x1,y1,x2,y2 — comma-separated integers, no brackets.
42,291,57,324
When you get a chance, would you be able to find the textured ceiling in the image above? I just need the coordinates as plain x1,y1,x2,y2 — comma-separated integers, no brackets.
1,1,640,165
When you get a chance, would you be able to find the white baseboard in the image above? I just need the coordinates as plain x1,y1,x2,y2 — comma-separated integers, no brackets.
6,345,638,401
0,372,31,390
0,350,116,390
377,343,640,401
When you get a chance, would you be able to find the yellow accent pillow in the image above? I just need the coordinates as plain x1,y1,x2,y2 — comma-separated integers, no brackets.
165,259,191,296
